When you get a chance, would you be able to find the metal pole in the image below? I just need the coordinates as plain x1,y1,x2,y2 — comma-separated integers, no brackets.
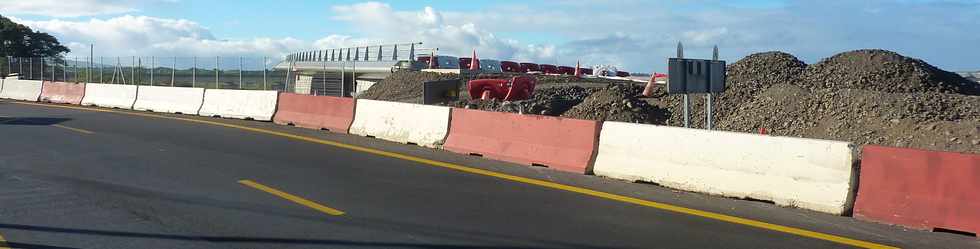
192,57,197,88
150,56,154,85
171,57,176,87
62,57,66,81
39,57,43,81
131,56,136,85
340,61,345,94
239,56,243,89
73,57,77,82
284,59,292,92
215,56,219,89
100,57,104,83
89,44,93,83
262,57,267,90
321,56,327,96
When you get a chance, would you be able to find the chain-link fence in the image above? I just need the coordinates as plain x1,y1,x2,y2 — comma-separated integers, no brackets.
2,56,294,92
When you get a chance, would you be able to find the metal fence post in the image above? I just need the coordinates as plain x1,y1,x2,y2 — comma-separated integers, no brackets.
171,57,176,87
150,56,154,85
40,57,44,81
321,56,327,96
131,56,136,85
62,57,67,82
100,57,104,83
73,57,78,82
239,56,243,89
192,57,197,88
215,56,219,89
263,57,267,90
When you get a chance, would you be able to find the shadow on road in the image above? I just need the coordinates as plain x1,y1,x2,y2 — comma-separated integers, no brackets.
0,223,570,249
0,117,71,125
0,171,617,249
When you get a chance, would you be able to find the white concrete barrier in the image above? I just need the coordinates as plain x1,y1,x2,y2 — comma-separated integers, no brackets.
81,83,138,109
198,89,278,121
593,121,857,215
0,79,43,101
134,86,205,114
349,99,451,148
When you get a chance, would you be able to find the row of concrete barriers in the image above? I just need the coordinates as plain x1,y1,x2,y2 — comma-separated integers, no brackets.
2,77,977,236
0,78,278,121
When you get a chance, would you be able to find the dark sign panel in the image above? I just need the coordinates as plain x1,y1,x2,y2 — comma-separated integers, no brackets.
667,58,726,94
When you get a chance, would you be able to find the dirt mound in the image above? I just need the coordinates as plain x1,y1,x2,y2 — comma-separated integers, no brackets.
358,71,461,103
800,49,980,95
562,84,668,123
664,51,807,127
715,84,980,154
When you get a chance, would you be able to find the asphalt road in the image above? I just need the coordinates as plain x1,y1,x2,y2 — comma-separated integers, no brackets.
0,100,977,249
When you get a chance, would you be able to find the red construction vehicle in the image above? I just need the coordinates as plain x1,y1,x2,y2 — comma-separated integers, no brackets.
467,76,537,101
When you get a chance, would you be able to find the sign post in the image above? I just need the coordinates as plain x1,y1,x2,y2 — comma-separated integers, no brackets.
667,42,726,130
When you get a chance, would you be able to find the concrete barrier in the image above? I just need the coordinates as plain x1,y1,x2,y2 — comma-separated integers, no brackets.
349,99,450,147
40,81,86,105
854,145,980,235
273,93,355,133
198,89,278,121
133,86,205,114
81,83,138,109
0,79,43,101
592,122,857,214
443,109,600,173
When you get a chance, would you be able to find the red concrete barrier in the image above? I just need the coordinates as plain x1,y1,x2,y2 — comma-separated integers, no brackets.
273,93,355,133
854,145,980,235
444,108,601,174
39,81,85,105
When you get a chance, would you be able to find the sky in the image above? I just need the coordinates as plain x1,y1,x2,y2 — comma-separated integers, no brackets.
2,0,978,72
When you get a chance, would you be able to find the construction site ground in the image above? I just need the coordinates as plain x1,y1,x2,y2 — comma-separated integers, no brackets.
358,49,980,155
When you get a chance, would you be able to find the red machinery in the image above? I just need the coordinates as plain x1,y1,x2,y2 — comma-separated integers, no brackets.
500,61,521,72
468,76,537,101
519,63,540,73
557,66,575,75
539,64,559,74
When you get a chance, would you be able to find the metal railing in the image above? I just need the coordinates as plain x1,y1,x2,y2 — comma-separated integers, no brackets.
285,42,431,62
2,56,294,92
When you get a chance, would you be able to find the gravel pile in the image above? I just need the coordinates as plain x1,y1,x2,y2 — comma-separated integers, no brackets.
716,85,980,154
358,71,462,103
799,49,980,95
664,51,807,127
652,49,979,154
562,84,668,123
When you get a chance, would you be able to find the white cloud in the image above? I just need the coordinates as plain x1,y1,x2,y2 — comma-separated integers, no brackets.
14,15,305,58
329,2,557,64
0,0,165,17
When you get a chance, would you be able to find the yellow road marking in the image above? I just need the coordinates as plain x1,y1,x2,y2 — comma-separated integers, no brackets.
238,179,345,216
12,101,897,249
0,232,9,249
51,124,95,134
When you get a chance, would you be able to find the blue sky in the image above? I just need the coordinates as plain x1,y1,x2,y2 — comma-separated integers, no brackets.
3,0,979,71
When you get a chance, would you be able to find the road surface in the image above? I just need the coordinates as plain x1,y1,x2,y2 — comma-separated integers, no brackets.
0,100,976,249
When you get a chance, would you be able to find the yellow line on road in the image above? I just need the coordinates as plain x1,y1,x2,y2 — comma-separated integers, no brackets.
0,232,10,249
51,124,95,134
12,101,897,249
238,179,345,216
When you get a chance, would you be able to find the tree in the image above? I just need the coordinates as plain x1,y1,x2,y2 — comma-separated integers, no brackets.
0,15,70,58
